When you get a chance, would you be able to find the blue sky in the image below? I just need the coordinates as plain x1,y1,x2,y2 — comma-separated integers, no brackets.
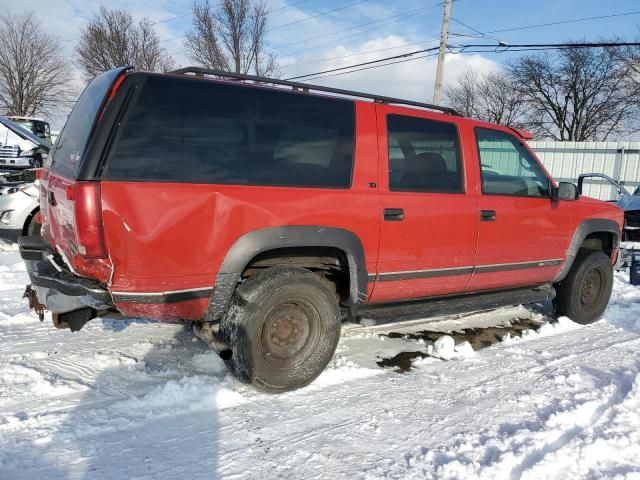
5,0,640,123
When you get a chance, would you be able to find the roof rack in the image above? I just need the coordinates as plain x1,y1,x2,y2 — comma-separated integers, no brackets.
169,67,460,116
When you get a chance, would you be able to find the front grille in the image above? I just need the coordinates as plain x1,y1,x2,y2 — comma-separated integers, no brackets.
0,145,19,164
624,210,640,241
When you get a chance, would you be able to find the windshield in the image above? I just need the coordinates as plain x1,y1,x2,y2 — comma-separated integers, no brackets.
0,116,45,148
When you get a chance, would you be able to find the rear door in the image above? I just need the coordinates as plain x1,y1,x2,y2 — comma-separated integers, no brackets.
370,106,479,303
41,68,126,262
468,127,572,291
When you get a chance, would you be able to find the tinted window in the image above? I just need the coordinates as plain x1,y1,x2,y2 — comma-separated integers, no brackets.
476,128,550,197
387,114,463,193
51,68,124,178
105,76,355,187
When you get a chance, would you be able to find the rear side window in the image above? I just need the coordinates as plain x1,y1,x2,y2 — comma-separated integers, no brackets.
387,114,463,193
50,68,123,178
105,76,355,188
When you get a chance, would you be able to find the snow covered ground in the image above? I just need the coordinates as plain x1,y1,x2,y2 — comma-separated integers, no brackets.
1,240,640,480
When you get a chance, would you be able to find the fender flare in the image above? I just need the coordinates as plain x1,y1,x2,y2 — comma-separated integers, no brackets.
205,226,368,320
554,218,620,282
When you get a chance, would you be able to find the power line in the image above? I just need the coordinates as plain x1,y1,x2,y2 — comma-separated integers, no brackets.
486,10,640,34
450,17,485,36
303,52,441,81
167,1,440,57
458,41,640,49
286,46,440,80
280,39,439,70
152,12,192,26
284,2,443,57
158,0,355,44
273,2,441,51
290,41,640,82
270,0,314,14
269,0,368,31
153,0,316,29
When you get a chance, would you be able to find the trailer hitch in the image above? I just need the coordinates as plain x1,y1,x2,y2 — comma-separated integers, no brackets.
23,285,45,321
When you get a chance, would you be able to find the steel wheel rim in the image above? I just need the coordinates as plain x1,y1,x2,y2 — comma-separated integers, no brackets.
580,267,604,310
258,298,320,370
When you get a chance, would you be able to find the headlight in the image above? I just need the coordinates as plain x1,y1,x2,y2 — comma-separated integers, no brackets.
0,210,14,225
19,148,36,157
0,186,19,195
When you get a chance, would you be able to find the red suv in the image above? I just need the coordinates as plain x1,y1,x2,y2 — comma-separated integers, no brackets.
19,66,623,392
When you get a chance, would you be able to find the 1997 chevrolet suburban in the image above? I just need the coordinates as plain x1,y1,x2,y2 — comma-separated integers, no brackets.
19,66,623,392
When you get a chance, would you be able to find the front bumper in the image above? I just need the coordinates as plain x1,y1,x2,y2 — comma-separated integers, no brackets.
0,227,21,242
18,236,113,313
0,157,34,169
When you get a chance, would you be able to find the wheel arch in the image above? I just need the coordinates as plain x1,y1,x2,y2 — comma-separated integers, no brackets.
554,219,620,282
21,206,40,236
205,226,368,320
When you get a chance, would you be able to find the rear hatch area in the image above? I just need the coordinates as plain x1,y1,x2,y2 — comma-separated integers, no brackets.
40,67,130,283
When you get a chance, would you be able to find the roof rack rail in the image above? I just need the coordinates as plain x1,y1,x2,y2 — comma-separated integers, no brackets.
169,66,460,116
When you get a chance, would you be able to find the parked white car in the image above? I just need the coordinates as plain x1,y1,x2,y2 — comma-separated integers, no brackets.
0,172,40,242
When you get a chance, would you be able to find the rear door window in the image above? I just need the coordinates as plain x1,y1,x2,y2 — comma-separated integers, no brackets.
50,68,125,178
386,114,463,193
104,76,356,188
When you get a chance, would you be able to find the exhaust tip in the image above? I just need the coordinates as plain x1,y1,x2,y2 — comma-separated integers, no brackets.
218,349,232,361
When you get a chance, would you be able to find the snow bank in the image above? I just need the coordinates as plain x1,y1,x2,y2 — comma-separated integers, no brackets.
114,375,246,418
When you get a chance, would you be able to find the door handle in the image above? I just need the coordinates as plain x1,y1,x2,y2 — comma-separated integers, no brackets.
480,209,496,222
48,191,57,206
383,208,404,221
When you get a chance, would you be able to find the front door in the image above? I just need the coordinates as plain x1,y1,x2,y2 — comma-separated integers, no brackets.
370,107,479,303
468,127,572,291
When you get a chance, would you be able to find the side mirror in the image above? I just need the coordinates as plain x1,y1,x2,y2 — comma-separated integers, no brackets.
551,181,579,201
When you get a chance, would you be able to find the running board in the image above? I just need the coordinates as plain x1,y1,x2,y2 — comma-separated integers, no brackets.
356,284,555,326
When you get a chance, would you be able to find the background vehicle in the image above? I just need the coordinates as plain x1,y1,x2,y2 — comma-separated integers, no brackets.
19,67,623,393
0,171,40,241
578,173,640,242
0,116,50,169
7,116,52,145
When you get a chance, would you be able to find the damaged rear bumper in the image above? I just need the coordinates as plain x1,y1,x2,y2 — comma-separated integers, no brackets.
18,236,113,316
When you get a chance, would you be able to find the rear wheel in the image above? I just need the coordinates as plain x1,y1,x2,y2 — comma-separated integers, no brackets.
220,266,341,393
554,250,613,324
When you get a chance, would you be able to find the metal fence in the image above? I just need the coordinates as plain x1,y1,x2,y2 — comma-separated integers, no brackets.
529,141,640,200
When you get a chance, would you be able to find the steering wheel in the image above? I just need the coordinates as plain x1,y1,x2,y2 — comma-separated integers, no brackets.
480,163,500,176
518,155,535,173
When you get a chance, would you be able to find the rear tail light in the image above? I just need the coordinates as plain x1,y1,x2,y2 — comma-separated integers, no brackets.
73,182,107,258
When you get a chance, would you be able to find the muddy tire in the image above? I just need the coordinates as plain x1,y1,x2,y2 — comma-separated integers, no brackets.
220,266,341,393
554,250,613,324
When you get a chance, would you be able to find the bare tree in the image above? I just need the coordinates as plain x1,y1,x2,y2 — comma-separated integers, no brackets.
444,70,479,118
509,46,640,141
445,69,525,126
0,12,74,117
185,0,278,76
76,6,174,82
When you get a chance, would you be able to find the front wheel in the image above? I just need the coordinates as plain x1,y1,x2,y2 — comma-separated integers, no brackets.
554,250,613,324
220,266,341,393
25,210,41,237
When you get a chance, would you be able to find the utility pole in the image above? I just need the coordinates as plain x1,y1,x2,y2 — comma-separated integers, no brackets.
433,0,452,105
